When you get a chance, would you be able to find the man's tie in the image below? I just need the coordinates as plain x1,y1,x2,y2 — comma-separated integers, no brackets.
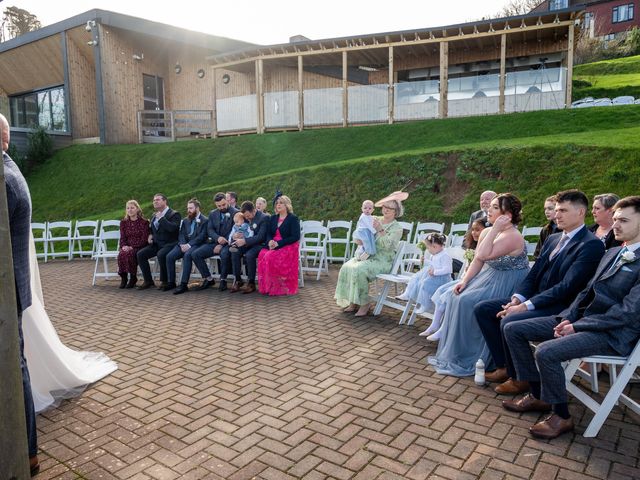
549,234,569,260
189,220,196,237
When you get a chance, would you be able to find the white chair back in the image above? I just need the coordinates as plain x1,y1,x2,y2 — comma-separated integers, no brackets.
72,220,100,257
31,222,48,261
413,222,445,243
326,220,353,263
447,222,468,247
397,222,414,243
300,224,329,280
47,220,74,261
521,225,542,257
92,229,121,285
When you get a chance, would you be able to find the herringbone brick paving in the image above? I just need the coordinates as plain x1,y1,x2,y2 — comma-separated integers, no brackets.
33,260,640,479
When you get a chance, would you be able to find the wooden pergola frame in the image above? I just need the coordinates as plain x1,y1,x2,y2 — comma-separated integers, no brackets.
208,10,581,137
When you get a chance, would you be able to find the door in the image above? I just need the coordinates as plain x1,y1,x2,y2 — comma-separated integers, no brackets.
143,74,165,136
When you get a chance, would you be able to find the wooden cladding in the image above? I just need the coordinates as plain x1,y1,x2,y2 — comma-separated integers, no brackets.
0,35,63,94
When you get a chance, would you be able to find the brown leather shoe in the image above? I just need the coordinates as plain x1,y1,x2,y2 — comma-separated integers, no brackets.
230,282,244,293
241,283,256,294
485,368,509,383
529,414,574,439
495,378,530,395
30,455,40,476
502,393,552,413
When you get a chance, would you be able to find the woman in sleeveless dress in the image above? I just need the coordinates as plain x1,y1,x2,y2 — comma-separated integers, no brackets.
428,193,530,377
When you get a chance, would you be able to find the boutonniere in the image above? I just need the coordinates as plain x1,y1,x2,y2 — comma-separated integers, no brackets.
252,223,257,229
225,212,231,218
195,217,201,224
464,249,475,263
621,250,637,264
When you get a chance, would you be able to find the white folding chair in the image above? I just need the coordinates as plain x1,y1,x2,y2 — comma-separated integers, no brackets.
72,220,100,258
31,222,48,261
521,225,542,257
300,224,329,280
46,221,73,260
397,222,414,243
413,222,446,243
326,220,353,264
446,222,468,248
564,340,640,437
92,229,121,285
99,219,121,232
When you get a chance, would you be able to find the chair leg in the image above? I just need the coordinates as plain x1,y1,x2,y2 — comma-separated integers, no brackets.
373,282,390,316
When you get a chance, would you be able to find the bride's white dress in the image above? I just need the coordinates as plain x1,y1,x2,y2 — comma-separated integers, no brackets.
23,238,117,412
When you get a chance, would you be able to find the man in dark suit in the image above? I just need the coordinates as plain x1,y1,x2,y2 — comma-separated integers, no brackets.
191,192,239,291
468,190,496,229
2,113,39,475
501,196,640,439
137,193,181,290
165,198,208,294
475,190,605,394
229,201,268,294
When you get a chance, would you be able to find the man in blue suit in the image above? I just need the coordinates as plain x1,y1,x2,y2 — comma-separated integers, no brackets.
475,190,605,394
502,196,640,439
229,201,268,294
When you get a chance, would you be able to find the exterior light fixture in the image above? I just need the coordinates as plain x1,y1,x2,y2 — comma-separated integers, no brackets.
175,64,182,74
197,69,206,78
222,73,231,84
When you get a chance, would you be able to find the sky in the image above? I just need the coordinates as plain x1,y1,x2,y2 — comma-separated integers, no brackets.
3,0,511,45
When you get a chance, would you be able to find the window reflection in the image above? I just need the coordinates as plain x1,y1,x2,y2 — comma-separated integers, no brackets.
10,86,67,132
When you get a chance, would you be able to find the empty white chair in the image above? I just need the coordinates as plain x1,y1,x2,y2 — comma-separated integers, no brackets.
31,222,48,261
46,221,73,261
521,225,542,257
446,222,468,248
413,222,446,243
300,223,329,280
72,220,100,258
92,229,121,285
326,220,353,264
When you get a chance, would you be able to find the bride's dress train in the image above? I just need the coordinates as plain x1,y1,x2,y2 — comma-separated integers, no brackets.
23,238,117,412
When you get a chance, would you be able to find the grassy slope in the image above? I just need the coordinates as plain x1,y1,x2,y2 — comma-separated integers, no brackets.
573,54,640,100
28,105,640,225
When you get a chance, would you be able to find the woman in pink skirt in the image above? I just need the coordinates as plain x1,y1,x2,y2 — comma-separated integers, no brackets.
258,195,300,295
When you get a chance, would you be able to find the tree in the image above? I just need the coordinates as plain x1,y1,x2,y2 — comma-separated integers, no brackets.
1,6,41,42
498,0,543,17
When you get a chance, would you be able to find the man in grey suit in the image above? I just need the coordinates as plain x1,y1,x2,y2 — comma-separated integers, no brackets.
467,190,496,229
229,201,268,294
2,113,39,474
502,196,640,439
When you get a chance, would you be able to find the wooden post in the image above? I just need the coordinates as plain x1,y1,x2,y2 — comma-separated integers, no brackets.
0,147,31,478
342,50,348,127
499,34,507,114
137,111,143,144
439,41,449,119
170,110,176,141
388,46,394,124
298,55,304,131
565,25,575,108
256,59,265,134
212,68,218,138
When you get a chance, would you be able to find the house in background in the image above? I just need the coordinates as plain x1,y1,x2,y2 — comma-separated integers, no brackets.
532,0,639,40
0,9,252,147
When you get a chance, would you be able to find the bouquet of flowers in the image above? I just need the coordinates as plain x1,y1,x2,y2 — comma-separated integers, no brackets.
417,241,427,267
463,249,475,263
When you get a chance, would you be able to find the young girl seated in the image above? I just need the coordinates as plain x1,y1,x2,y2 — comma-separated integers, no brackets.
352,199,377,261
228,212,253,253
397,233,452,314
419,217,487,340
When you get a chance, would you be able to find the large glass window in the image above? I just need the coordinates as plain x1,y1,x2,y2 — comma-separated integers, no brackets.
10,86,67,132
613,4,634,22
549,0,568,11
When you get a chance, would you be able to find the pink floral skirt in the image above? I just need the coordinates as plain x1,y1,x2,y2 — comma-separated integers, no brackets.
258,241,299,296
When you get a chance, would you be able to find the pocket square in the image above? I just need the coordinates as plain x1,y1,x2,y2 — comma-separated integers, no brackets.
621,266,633,272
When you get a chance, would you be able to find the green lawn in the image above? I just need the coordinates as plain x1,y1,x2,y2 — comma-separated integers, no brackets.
573,54,640,100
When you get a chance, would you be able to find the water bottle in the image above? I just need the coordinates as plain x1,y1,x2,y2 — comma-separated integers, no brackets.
474,358,485,386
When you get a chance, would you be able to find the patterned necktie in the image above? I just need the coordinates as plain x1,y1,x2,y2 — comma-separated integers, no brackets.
549,234,569,260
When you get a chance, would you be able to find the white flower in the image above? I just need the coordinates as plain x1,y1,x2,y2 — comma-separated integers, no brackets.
195,217,201,224
621,250,637,264
225,212,231,218
252,223,257,229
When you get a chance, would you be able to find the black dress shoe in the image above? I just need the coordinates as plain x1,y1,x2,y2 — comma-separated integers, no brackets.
218,280,228,292
194,279,215,291
137,281,155,290
157,282,168,290
174,284,189,295
118,273,128,289
161,282,177,292
126,275,138,289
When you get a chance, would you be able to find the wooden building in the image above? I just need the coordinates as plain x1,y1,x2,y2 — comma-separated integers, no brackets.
0,9,252,147
206,7,583,136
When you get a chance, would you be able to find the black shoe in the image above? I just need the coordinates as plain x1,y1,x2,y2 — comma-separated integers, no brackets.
194,279,215,291
118,273,128,289
218,280,228,292
161,282,177,292
157,282,168,291
126,275,138,289
174,284,189,295
137,281,155,290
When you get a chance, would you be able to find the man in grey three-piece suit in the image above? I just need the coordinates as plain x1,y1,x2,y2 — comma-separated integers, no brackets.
2,113,39,474
502,196,640,440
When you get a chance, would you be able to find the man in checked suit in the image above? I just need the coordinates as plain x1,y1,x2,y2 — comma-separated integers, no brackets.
475,190,605,394
191,192,239,292
137,193,181,290
501,196,640,439
228,201,268,294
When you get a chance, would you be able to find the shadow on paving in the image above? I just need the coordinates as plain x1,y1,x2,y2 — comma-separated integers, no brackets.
33,260,640,480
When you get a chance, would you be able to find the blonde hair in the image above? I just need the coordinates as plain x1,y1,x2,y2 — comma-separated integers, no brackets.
383,200,404,218
277,195,294,214
124,200,145,220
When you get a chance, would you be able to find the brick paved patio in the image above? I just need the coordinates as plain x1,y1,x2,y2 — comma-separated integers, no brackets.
33,260,640,479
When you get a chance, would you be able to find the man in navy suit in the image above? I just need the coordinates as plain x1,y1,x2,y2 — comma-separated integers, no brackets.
137,194,181,290
191,192,239,292
475,190,605,394
229,201,268,294
166,198,208,294
501,196,640,439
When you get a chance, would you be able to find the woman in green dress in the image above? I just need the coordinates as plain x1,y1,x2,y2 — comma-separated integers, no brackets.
334,193,405,316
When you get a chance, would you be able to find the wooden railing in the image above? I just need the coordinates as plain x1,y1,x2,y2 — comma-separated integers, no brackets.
136,110,214,143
